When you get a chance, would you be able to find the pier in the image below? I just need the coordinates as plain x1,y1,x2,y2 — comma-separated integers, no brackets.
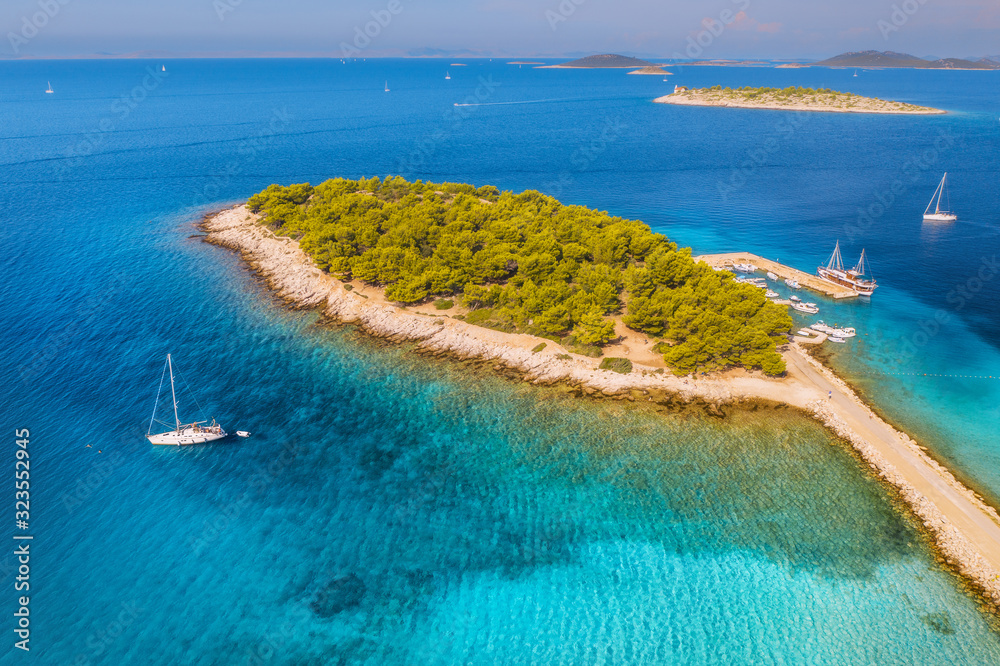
693,252,858,299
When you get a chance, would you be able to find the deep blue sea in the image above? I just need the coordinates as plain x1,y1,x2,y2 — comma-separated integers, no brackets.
1,58,999,664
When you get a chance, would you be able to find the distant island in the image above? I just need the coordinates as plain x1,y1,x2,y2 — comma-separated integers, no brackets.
544,54,655,69
628,66,672,75
655,85,945,115
813,50,1000,70
682,60,770,67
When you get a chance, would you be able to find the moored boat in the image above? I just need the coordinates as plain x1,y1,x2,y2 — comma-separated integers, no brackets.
784,278,800,289
766,271,779,281
146,354,227,446
791,302,819,314
817,241,877,296
923,173,957,222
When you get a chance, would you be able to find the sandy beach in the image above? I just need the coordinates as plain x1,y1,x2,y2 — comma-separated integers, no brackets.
204,204,1000,608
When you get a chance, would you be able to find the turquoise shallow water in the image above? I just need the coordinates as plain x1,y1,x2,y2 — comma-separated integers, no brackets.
1,59,999,663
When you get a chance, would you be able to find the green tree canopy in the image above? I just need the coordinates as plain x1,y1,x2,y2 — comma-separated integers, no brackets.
248,177,792,375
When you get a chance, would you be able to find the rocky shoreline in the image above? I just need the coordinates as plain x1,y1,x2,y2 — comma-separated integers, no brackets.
202,204,1000,610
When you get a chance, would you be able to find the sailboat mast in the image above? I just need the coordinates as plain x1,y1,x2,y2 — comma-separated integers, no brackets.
167,354,180,432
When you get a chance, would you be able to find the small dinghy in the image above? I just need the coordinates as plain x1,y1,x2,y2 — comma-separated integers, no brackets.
236,431,251,438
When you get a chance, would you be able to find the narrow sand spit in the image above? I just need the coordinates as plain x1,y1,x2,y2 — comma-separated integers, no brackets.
203,204,1000,607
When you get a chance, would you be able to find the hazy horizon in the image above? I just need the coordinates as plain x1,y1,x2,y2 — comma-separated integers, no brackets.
4,0,998,61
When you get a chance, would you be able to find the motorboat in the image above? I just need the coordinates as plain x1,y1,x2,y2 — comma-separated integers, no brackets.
791,302,819,314
830,327,856,338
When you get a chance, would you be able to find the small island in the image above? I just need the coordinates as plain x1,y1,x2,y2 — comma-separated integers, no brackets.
813,50,1000,70
655,85,945,115
543,53,655,69
202,177,1000,608
239,177,793,376
628,66,672,76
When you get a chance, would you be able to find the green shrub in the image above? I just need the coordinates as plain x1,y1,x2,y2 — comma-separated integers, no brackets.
434,299,454,310
343,283,353,291
599,357,633,374
531,342,547,353
556,353,571,360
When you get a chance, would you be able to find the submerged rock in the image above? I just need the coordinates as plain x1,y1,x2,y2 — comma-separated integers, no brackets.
310,574,366,617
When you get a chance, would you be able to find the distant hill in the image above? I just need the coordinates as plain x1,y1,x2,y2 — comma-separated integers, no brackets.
813,50,1000,70
557,54,653,68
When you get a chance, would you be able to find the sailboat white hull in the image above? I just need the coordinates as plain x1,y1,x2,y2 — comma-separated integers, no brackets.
148,427,227,446
923,213,957,222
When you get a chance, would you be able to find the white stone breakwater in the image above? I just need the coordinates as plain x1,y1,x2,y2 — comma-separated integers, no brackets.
203,204,1000,609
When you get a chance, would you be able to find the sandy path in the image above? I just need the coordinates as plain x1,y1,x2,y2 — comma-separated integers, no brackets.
786,350,1000,572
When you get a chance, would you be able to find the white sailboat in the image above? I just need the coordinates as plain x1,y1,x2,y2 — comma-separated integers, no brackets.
817,241,877,296
445,71,451,80
384,80,390,92
45,81,54,94
146,354,226,446
923,173,957,221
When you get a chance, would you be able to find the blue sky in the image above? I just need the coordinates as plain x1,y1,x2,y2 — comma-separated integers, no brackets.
4,0,998,59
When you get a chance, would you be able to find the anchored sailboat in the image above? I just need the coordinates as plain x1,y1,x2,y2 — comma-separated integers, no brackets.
817,241,877,296
923,173,957,222
45,81,54,94
146,354,226,446
384,80,390,92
